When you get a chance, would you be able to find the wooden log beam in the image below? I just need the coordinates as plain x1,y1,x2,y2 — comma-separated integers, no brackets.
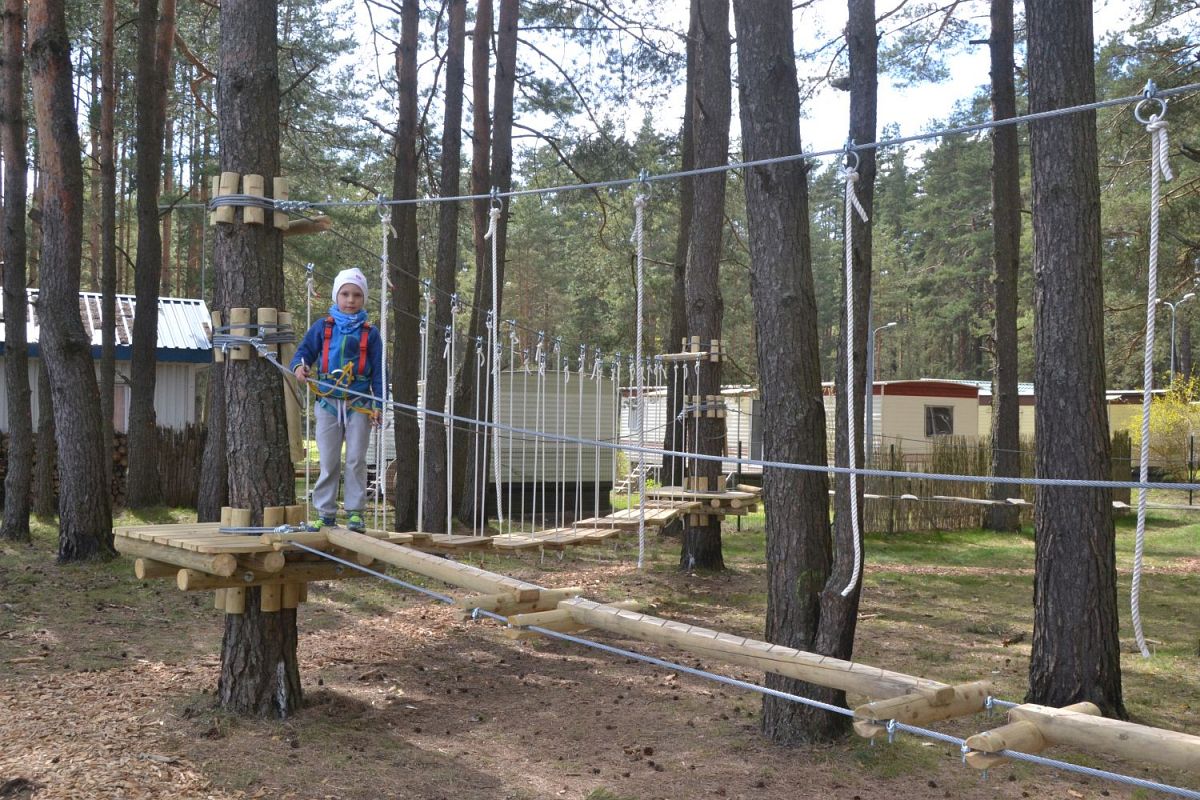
261,531,329,550
114,536,237,577
503,600,643,640
133,558,178,579
239,551,286,573
324,530,540,596
998,702,1200,774
176,561,372,590
561,598,949,701
852,680,993,738
454,587,584,617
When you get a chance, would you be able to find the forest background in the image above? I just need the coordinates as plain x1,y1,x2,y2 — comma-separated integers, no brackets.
44,0,1200,390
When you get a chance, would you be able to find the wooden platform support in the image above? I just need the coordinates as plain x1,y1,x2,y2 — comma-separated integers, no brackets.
853,680,993,738
560,598,950,701
133,558,178,580
966,702,1200,774
503,599,644,640
177,561,369,591
964,702,1099,770
114,536,238,577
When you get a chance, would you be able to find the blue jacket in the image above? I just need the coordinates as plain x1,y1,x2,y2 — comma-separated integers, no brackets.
291,315,383,410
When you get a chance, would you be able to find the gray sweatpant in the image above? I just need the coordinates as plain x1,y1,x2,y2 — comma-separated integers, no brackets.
313,400,372,517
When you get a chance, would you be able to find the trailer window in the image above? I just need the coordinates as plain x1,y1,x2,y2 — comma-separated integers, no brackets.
925,405,954,437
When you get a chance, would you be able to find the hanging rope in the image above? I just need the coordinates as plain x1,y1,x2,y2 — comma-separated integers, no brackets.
445,305,457,535
376,198,393,531
484,195,505,530
416,283,431,533
633,190,648,568
840,146,870,598
1132,87,1172,659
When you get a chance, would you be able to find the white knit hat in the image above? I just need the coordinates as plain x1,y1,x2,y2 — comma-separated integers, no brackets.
332,267,368,303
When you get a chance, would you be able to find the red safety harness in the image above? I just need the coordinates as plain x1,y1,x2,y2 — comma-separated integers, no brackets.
320,316,371,376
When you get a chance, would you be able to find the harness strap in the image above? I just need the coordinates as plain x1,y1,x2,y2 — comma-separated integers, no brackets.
320,315,372,377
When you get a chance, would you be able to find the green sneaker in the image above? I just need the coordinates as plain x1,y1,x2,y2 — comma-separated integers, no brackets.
306,515,337,532
346,512,365,533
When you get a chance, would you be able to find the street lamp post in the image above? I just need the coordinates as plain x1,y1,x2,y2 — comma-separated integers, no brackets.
865,321,898,463
1156,292,1195,385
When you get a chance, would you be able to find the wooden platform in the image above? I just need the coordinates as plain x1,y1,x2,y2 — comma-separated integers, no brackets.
115,523,268,554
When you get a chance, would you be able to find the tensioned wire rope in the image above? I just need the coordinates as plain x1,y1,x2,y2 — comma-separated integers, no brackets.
283,538,1200,800
193,82,1200,215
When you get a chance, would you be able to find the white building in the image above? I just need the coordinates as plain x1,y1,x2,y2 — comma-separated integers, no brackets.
0,290,212,432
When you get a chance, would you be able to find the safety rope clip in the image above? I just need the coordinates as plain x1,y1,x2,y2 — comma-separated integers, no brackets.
886,718,897,744
842,138,860,172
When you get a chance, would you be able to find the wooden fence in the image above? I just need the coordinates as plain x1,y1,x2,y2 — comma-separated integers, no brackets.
862,432,1132,533
0,423,205,510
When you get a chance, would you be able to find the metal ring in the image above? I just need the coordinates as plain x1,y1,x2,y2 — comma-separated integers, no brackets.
1134,97,1167,124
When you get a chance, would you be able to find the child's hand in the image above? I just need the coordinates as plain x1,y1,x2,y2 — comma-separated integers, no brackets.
370,410,383,427
294,364,309,381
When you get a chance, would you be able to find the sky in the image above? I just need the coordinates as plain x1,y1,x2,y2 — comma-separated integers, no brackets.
346,0,1158,177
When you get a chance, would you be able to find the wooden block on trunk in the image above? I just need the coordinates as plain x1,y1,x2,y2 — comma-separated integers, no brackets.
273,177,290,230
225,587,246,614
242,174,265,225
260,583,282,612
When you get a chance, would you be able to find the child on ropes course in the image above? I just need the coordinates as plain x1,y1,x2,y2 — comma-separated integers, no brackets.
291,267,383,532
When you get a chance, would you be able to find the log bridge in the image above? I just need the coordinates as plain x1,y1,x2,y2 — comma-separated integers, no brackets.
116,508,1200,780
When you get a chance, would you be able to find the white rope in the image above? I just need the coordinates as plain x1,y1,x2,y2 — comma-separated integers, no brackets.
485,202,505,529
377,204,391,531
634,192,647,568
445,311,457,535
840,159,870,598
416,287,430,533
304,263,314,516
575,346,586,528
1132,110,1173,659
472,337,484,536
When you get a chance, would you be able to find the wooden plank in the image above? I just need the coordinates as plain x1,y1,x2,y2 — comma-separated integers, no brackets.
490,534,545,551
324,530,539,595
115,522,224,536
1005,702,1200,774
561,597,949,701
114,536,238,577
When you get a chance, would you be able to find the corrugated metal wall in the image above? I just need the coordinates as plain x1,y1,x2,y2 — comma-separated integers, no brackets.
0,358,201,432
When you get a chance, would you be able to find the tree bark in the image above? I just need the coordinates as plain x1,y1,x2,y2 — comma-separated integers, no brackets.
33,361,56,518
1025,0,1125,719
452,0,491,524
985,0,1022,532
421,0,465,533
99,0,116,503
732,0,838,743
388,0,421,531
213,0,299,717
456,0,516,527
660,2,697,490
1,0,32,541
28,0,114,560
126,0,176,508
679,0,729,572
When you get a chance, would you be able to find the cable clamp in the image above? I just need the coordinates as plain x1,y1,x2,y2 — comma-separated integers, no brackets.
886,718,897,744
1135,80,1168,124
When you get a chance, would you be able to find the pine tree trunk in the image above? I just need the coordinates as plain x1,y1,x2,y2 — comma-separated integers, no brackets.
98,0,116,502
1,0,33,541
452,0,491,525
33,361,56,518
679,0,729,572
127,0,175,509
28,0,114,560
196,363,228,521
732,0,836,743
660,3,696,490
213,0,299,717
456,0,516,527
421,0,465,533
1025,0,1125,719
986,0,1022,531
388,0,421,530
